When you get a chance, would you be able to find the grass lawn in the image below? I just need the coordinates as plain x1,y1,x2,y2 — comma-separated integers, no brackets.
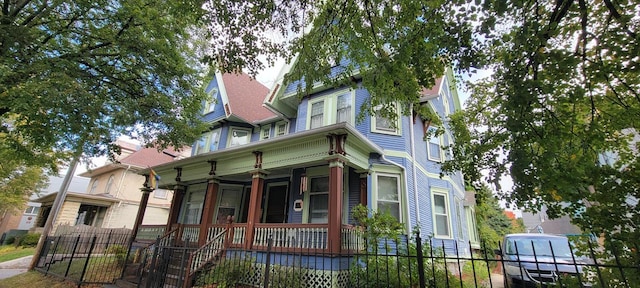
0,246,35,263
43,256,122,283
0,271,78,288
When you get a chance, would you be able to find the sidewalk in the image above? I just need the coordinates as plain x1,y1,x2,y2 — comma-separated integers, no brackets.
0,255,32,280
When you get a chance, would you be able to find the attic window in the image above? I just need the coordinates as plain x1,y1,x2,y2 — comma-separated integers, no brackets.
228,128,251,147
203,88,218,114
275,121,288,137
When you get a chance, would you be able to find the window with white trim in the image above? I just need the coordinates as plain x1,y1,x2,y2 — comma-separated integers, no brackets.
309,100,325,129
203,88,218,114
105,174,115,194
194,128,221,155
182,183,206,224
308,176,329,223
427,127,443,162
372,104,400,135
228,128,251,147
275,121,288,137
432,191,451,238
260,125,271,140
465,206,480,245
24,206,40,215
154,189,168,199
306,90,355,130
455,198,464,239
336,92,352,124
377,174,401,221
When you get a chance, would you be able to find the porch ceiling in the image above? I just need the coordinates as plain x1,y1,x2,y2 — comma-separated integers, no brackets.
146,123,382,187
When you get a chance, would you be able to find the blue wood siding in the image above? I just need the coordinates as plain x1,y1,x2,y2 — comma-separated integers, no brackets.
347,167,361,225
288,168,304,224
201,77,227,123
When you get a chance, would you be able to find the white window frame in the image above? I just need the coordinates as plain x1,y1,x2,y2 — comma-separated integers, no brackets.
306,89,355,130
455,198,464,239
203,88,218,114
227,127,252,147
301,166,349,224
154,189,168,199
335,91,354,125
432,189,452,239
305,175,329,224
275,121,289,137
374,173,403,223
194,128,221,155
308,98,326,129
371,103,401,135
427,127,444,162
465,206,480,247
260,125,271,140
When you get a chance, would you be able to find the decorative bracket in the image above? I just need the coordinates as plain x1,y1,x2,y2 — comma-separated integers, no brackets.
327,134,348,156
208,160,217,176
174,167,183,182
253,151,263,169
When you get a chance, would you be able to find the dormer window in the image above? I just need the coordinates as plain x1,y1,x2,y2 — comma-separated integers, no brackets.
275,121,288,137
203,88,218,114
228,128,251,147
194,128,221,155
260,125,271,140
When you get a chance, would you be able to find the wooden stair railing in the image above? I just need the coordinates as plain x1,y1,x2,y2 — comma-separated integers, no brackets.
127,227,179,284
183,229,228,288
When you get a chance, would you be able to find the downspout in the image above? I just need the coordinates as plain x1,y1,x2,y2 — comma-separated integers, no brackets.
106,164,132,227
409,106,421,228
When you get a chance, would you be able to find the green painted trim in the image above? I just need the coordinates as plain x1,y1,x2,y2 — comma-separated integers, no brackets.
382,150,465,195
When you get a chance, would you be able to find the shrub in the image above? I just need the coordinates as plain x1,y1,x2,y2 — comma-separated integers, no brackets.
196,256,256,287
105,244,128,265
19,233,40,247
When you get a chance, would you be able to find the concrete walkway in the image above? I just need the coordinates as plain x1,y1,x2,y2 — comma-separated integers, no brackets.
0,255,32,280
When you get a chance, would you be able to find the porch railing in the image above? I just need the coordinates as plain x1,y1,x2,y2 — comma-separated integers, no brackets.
135,225,166,241
341,224,365,251
136,223,364,253
253,224,328,250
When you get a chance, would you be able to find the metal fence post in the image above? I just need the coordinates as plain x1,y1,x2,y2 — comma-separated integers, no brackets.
146,236,161,288
65,235,82,278
78,235,98,287
263,235,273,288
415,231,426,288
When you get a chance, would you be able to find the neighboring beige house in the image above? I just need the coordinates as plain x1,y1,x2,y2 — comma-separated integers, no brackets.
34,141,190,233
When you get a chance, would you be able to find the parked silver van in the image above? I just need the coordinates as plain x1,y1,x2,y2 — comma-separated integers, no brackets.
499,233,588,287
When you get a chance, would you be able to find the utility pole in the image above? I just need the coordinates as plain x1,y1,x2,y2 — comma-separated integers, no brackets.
29,157,80,269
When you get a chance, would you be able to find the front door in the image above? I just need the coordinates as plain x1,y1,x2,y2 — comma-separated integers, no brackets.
263,183,289,223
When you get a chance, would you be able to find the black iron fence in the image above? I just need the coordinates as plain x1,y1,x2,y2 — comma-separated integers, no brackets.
33,227,131,286
194,232,639,288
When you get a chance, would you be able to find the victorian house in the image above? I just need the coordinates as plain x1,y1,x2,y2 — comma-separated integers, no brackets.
125,66,478,287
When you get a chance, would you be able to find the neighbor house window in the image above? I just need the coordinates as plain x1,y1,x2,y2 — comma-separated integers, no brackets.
105,174,115,194
261,126,271,140
308,176,329,223
427,127,443,162
194,128,221,155
465,206,480,245
432,191,451,238
154,189,168,199
89,180,99,194
377,174,401,221
372,104,400,134
309,100,325,129
228,128,251,147
203,88,218,114
275,121,288,137
24,206,40,215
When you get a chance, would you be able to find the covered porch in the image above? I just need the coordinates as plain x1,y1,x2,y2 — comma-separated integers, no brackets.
132,123,380,254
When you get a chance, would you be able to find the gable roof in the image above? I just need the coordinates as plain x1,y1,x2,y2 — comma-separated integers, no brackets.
219,73,276,124
419,77,443,102
79,146,182,177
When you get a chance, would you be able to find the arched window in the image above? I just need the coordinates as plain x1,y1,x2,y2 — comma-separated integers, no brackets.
89,180,99,194
105,174,115,194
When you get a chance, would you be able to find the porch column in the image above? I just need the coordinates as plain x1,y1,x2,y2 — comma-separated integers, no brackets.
328,157,345,254
199,179,219,245
166,184,185,231
131,182,153,242
245,169,267,250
